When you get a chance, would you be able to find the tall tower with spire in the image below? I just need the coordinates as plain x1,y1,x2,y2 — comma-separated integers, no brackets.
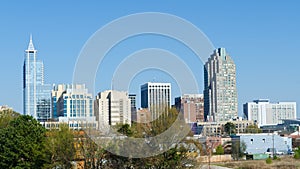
23,35,51,121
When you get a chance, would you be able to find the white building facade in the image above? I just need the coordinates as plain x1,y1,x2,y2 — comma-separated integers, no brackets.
95,90,131,130
141,82,171,121
244,99,297,127
238,133,292,154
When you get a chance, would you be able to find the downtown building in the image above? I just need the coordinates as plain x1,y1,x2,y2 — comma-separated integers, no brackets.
204,48,238,122
23,36,52,121
141,82,171,121
94,90,131,130
129,94,137,123
175,94,204,123
49,84,97,129
197,118,254,136
243,99,297,127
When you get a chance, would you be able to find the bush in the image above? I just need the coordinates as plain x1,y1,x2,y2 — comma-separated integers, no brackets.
266,157,272,164
215,145,224,155
274,156,281,161
294,152,300,159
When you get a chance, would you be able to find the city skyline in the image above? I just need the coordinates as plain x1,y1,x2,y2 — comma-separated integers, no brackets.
0,1,299,117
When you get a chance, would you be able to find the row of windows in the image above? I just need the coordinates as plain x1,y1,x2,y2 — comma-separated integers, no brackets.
250,138,288,145
64,95,92,99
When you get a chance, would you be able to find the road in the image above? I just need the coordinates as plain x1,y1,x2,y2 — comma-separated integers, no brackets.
198,164,232,169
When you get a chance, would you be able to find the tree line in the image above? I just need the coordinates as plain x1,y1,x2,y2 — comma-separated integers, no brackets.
0,108,199,169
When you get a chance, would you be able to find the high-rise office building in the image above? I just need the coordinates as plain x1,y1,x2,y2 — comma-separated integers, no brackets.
244,99,297,127
95,90,131,129
23,36,51,121
51,84,97,129
175,94,204,123
129,94,137,122
204,48,237,122
141,82,171,121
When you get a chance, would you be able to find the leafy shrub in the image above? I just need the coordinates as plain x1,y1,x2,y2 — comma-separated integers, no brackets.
266,157,272,164
294,152,300,159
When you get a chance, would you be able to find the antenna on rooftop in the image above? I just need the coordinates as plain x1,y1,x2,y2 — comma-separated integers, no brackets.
152,77,156,83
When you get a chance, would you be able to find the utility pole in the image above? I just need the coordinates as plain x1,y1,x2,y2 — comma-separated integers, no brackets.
272,134,275,158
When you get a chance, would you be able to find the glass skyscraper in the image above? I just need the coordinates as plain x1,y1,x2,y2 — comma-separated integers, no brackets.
23,36,51,121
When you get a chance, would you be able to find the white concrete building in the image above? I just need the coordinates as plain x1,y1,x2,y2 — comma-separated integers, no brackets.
141,82,171,121
95,90,131,130
238,133,292,154
244,99,297,127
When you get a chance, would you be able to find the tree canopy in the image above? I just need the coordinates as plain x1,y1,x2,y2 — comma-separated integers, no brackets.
0,115,48,169
0,109,19,129
45,124,76,169
224,122,236,136
0,108,199,168
215,145,224,155
245,124,262,133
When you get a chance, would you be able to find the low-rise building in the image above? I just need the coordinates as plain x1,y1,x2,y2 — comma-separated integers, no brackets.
244,99,296,127
237,133,292,155
197,119,254,136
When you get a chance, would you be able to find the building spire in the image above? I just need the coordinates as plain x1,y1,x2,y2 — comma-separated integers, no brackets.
27,34,35,51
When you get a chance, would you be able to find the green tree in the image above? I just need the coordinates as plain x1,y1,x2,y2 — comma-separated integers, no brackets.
117,124,133,137
97,107,194,168
0,109,19,129
266,157,272,164
215,145,224,155
294,147,300,159
231,140,247,160
75,130,110,169
224,122,236,136
245,124,262,133
0,115,48,168
240,140,247,156
45,124,76,169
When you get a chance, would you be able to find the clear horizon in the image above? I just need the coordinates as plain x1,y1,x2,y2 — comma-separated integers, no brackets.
0,1,299,117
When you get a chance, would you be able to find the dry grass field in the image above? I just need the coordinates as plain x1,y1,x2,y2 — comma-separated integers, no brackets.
211,156,300,169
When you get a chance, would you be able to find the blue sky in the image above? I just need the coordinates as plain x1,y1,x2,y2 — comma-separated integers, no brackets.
0,1,299,117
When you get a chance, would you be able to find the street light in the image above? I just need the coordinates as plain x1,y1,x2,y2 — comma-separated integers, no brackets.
207,137,220,169
272,133,275,158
